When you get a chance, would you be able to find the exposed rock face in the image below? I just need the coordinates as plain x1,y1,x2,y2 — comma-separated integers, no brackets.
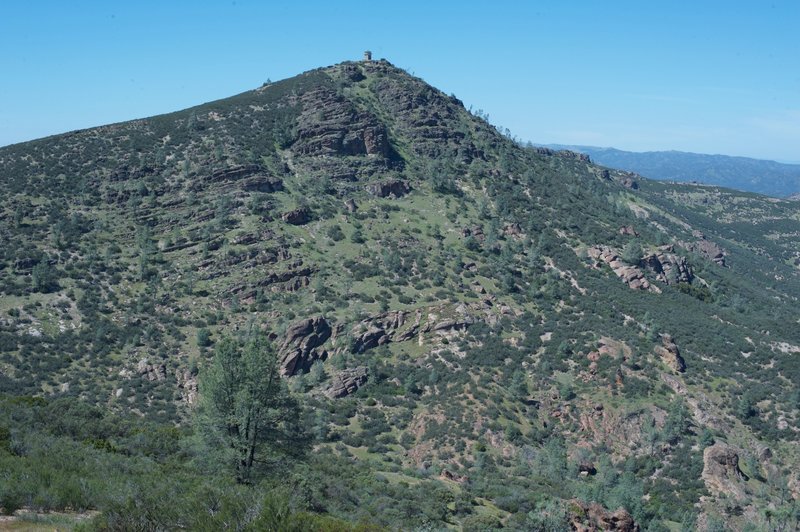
281,207,310,225
343,198,358,212
324,366,368,399
569,500,640,532
293,86,391,158
702,442,748,499
641,246,693,285
618,225,638,236
587,245,657,292
366,179,411,198
279,316,333,376
654,334,686,372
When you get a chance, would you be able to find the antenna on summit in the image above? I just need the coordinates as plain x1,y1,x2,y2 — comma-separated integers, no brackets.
363,50,372,62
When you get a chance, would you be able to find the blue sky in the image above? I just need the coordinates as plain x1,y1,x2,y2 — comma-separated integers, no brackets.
1,1,798,161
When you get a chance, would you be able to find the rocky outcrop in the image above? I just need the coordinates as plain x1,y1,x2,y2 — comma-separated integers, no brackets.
350,310,417,353
618,225,638,236
503,222,523,237
460,225,485,241
587,246,657,292
324,366,368,399
702,442,748,499
228,265,314,298
241,175,284,193
654,334,686,373
568,500,640,532
366,179,411,198
292,86,391,158
683,233,726,267
137,358,167,382
198,164,284,193
176,369,198,405
281,207,310,225
279,316,333,376
619,172,639,190
343,198,357,212
641,246,693,285
350,304,481,353
588,245,693,290
366,61,483,162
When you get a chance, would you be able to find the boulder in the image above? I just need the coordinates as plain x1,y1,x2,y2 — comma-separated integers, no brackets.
324,366,368,399
578,461,597,476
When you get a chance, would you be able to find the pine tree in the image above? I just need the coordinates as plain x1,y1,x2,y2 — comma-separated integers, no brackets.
196,333,308,483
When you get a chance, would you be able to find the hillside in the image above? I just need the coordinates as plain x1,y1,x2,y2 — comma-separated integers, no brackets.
546,145,800,198
1,59,799,530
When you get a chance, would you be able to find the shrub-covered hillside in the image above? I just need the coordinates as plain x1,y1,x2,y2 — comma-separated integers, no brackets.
1,58,799,530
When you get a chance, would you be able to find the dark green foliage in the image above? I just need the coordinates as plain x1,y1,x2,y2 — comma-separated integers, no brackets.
196,333,309,484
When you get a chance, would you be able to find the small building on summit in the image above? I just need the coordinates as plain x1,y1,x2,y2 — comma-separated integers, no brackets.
363,50,372,61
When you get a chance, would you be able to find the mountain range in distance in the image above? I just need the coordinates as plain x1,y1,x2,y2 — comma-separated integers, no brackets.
544,144,800,198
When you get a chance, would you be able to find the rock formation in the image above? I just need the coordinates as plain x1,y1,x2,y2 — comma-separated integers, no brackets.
654,334,686,373
587,246,656,292
702,442,748,499
568,500,640,532
366,179,411,198
281,207,311,225
641,246,693,285
278,316,333,375
683,233,727,267
293,86,391,158
137,358,167,382
324,366,369,399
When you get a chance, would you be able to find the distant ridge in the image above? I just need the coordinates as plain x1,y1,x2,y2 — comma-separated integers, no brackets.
544,144,800,198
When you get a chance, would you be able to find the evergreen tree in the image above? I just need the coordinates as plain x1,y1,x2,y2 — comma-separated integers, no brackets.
195,333,308,483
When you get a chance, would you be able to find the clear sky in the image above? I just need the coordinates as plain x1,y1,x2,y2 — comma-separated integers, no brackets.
1,1,798,161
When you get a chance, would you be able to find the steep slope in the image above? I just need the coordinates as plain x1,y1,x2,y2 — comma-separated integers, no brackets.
1,59,799,530
547,144,800,198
